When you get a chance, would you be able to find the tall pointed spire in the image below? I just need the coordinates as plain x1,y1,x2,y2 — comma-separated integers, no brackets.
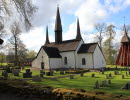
124,24,127,36
45,26,50,44
121,24,130,43
76,18,82,40
55,6,62,44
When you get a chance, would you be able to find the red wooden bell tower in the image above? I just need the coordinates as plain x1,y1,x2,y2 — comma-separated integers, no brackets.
116,25,130,66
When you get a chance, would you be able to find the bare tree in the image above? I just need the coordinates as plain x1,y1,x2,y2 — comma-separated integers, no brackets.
94,23,106,50
9,22,21,65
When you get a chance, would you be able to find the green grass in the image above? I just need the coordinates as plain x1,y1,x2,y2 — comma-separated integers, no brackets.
0,65,130,96
29,67,130,96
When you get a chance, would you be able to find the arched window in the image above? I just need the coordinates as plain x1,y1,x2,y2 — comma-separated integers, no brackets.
82,58,86,65
64,57,67,65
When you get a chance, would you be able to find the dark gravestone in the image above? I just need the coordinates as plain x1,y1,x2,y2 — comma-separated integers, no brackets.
46,71,53,76
60,71,65,75
91,74,95,77
100,80,107,87
2,71,8,79
80,73,84,77
13,72,19,76
94,80,99,89
109,73,112,77
122,75,124,79
40,73,44,77
40,70,45,75
2,71,8,77
122,83,130,90
70,75,74,79
114,71,118,75
6,67,12,73
26,69,30,73
32,76,41,82
108,80,111,84
23,70,32,78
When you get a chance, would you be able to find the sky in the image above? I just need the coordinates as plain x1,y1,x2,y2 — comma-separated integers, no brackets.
18,0,130,52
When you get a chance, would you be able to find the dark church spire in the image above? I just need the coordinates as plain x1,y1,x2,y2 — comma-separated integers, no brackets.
45,26,50,44
124,24,127,36
55,6,62,44
76,18,82,40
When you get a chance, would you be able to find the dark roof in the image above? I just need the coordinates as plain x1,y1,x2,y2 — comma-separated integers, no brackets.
78,43,98,53
43,46,61,58
121,24,130,43
45,39,80,52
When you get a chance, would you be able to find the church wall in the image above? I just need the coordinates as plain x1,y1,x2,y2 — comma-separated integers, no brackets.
49,58,62,69
32,48,50,69
60,51,76,68
76,53,93,69
93,45,106,69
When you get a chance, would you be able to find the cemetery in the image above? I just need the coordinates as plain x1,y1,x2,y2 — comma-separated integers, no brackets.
0,64,130,98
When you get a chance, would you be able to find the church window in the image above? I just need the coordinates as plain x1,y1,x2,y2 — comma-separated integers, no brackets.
82,58,86,65
64,57,67,65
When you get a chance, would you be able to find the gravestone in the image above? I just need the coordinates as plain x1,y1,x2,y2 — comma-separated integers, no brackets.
80,73,84,77
32,75,41,82
100,80,107,87
70,75,74,79
94,80,99,89
106,74,109,79
114,71,118,75
122,75,124,79
13,71,19,76
40,70,45,75
2,71,8,79
60,71,65,75
26,69,30,73
108,80,111,84
101,69,104,74
46,71,53,76
6,67,12,73
122,82,130,90
40,73,44,77
109,73,112,77
129,71,130,75
91,74,95,77
23,69,32,78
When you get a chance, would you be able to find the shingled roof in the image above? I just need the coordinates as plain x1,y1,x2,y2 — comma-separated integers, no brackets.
78,43,98,53
43,46,61,58
45,39,80,52
121,24,130,43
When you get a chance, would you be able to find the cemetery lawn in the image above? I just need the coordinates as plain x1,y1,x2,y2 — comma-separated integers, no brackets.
29,66,130,96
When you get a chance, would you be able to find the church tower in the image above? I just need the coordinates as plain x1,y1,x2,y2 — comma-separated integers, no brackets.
55,6,62,44
45,26,50,44
76,18,82,40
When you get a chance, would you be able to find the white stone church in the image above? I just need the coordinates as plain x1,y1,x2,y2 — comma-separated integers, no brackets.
32,7,106,70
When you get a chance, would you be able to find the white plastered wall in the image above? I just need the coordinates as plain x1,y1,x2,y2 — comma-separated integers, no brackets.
49,58,62,69
32,48,50,69
93,45,106,69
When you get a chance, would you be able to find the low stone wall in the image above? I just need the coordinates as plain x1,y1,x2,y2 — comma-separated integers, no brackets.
0,79,130,100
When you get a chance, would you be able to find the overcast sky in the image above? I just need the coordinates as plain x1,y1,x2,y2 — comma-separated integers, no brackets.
18,0,130,52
